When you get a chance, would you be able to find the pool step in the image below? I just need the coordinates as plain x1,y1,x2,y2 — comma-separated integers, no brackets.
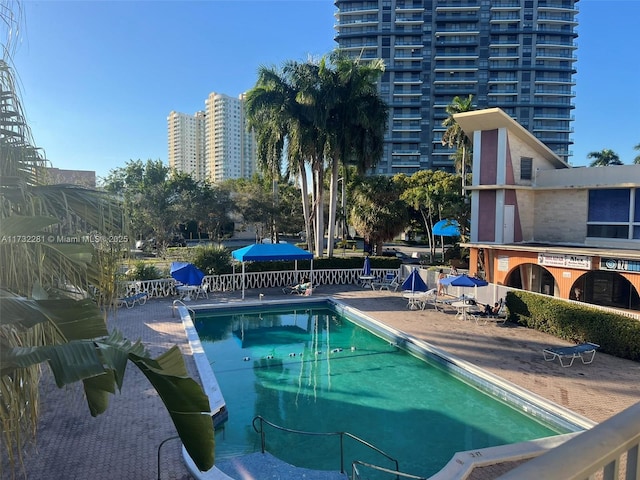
215,452,349,479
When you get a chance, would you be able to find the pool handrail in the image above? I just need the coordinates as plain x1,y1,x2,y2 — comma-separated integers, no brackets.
252,414,400,475
352,459,428,480
172,299,195,318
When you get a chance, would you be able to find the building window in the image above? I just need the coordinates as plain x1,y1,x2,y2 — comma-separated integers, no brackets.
520,157,532,180
589,189,630,222
587,189,633,239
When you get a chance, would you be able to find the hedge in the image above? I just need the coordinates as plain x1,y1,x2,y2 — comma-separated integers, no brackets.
505,290,640,361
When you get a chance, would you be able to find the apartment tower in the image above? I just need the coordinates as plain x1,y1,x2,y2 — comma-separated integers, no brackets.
334,0,578,174
167,94,256,183
204,92,256,183
167,111,206,180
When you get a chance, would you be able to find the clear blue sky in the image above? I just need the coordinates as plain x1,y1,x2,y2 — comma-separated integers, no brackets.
12,0,640,180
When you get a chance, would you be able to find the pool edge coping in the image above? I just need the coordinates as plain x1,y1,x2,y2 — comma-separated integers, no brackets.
177,296,596,479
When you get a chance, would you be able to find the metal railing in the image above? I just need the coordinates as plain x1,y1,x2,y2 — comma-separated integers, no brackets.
171,299,195,318
497,401,640,480
252,415,399,475
352,460,427,480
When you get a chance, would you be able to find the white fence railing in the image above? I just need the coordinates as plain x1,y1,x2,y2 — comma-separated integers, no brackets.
121,268,400,298
120,268,640,321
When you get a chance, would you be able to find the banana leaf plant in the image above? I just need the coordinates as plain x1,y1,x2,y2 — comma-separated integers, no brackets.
0,294,215,472
0,53,214,473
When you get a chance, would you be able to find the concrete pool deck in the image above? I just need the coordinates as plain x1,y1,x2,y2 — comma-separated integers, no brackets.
6,285,640,480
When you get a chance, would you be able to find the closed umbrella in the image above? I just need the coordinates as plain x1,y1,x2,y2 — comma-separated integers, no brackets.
362,256,372,276
359,256,374,288
170,262,205,286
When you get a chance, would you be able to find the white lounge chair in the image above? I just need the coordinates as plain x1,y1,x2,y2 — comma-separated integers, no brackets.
543,342,600,367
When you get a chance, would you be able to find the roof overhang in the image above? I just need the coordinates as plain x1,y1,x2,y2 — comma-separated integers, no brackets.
462,242,640,261
453,108,570,169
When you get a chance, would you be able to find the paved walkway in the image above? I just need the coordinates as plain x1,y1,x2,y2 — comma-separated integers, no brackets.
4,285,640,480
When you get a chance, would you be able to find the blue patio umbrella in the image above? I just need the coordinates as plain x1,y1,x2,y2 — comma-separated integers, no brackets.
439,274,488,288
439,274,488,300
170,262,205,286
401,268,429,293
362,256,372,276
433,219,461,237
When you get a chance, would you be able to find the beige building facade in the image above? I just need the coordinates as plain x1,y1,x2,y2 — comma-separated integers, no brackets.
455,108,640,311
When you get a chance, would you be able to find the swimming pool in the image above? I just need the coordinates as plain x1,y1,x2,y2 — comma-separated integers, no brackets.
189,299,584,478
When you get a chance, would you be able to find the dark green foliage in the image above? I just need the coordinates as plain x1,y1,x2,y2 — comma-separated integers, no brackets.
242,256,401,272
505,291,640,361
125,261,162,281
191,245,233,275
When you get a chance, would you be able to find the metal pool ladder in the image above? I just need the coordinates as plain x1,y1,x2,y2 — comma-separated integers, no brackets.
252,415,426,479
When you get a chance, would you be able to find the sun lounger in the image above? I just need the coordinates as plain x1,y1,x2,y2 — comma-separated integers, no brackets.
118,292,148,309
282,282,312,296
543,342,600,367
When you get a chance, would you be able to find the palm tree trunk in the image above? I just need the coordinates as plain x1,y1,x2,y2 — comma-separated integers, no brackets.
298,164,313,252
313,158,325,258
326,159,340,257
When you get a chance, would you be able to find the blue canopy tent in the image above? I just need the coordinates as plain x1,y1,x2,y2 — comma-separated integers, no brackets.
231,244,313,299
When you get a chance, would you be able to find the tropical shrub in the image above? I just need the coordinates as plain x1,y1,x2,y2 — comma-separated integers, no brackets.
125,261,163,281
506,291,640,361
191,245,233,275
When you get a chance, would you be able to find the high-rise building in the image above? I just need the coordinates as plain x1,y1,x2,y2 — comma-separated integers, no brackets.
334,0,578,175
168,94,256,183
167,111,206,180
204,92,256,183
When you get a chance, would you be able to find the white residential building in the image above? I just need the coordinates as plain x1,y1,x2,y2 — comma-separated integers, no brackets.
168,93,256,183
167,110,206,180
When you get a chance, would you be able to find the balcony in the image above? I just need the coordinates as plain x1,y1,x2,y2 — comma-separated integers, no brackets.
395,15,424,25
534,88,576,96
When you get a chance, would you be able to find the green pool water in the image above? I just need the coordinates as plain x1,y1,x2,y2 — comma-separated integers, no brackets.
195,305,568,478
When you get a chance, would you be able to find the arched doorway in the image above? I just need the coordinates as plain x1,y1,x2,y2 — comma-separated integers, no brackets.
505,263,557,296
573,271,640,310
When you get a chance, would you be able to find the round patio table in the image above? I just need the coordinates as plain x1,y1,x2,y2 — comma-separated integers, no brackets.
359,275,376,289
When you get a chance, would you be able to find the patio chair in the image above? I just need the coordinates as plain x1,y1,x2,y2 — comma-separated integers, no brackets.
433,293,474,312
117,292,149,309
372,272,400,291
543,342,600,367
418,288,438,310
193,282,209,300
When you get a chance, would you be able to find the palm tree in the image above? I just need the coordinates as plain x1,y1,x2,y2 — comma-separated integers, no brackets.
324,53,388,257
633,143,640,165
0,8,213,473
245,62,316,251
587,149,623,167
247,56,387,258
442,95,474,194
350,176,409,255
